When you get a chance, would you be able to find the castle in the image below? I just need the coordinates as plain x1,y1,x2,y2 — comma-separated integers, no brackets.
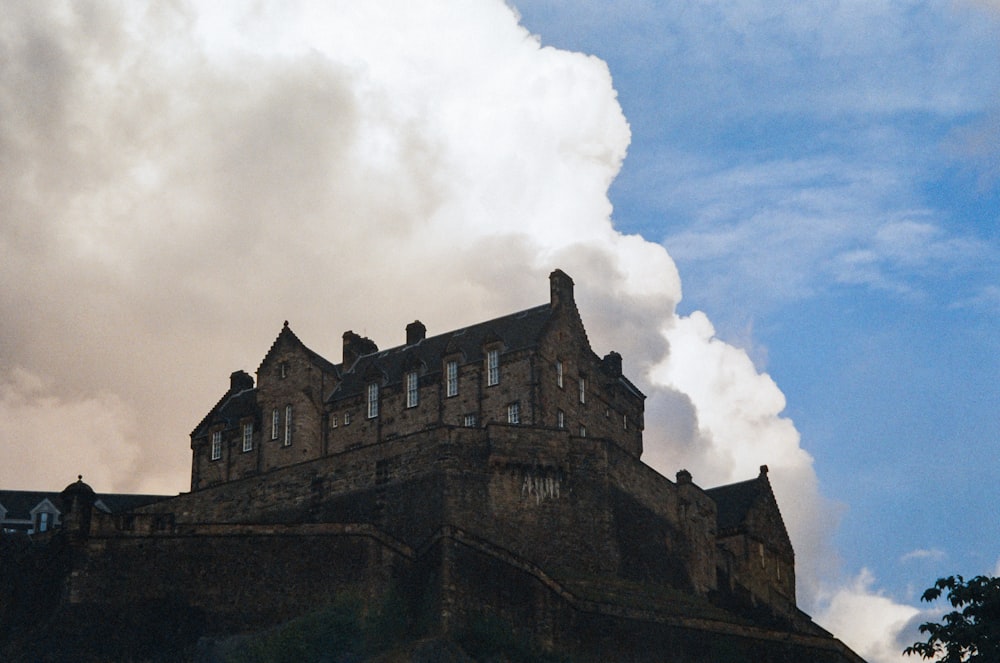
0,270,864,662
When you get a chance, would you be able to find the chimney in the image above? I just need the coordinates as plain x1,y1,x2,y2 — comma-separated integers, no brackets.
676,469,693,485
549,269,575,310
230,370,254,392
343,331,379,368
406,320,426,346
602,351,623,378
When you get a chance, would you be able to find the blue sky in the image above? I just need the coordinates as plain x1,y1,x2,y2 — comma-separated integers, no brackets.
515,0,1000,611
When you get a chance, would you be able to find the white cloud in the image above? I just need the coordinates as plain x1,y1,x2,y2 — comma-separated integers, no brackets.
815,569,924,663
900,548,947,564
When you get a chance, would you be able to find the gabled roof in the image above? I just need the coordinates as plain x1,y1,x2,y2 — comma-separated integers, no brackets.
258,321,339,376
705,466,792,551
328,303,554,404
190,384,259,438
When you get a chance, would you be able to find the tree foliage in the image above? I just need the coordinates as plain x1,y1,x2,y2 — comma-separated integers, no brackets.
904,575,1000,662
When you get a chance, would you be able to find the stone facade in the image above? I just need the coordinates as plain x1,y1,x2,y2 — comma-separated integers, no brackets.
0,270,865,662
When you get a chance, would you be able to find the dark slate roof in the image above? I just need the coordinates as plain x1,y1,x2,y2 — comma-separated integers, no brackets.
0,490,171,520
329,303,554,404
705,477,764,534
191,386,259,438
0,490,60,520
93,493,172,514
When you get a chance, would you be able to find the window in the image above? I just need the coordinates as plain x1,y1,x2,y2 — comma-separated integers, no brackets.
406,371,419,408
280,362,288,379
507,402,520,424
557,409,565,429
367,382,379,418
623,414,628,430
211,431,222,460
579,425,587,438
37,511,52,533
578,377,586,404
331,414,338,429
271,408,279,440
463,414,477,428
486,349,500,386
284,405,292,446
344,412,351,426
242,422,254,452
556,360,563,388
446,361,458,397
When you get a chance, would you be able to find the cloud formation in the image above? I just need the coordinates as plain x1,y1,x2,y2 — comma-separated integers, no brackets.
0,2,929,657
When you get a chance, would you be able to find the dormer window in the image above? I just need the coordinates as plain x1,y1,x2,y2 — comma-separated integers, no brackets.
367,383,379,418
406,371,419,408
211,431,222,460
36,511,53,533
486,349,500,386
242,422,254,452
446,361,458,397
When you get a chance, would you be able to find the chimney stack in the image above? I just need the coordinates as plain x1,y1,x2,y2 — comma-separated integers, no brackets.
343,331,379,368
406,320,426,346
549,269,575,309
230,370,254,392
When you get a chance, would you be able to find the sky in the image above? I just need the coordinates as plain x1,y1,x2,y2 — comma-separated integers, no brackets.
1,2,997,661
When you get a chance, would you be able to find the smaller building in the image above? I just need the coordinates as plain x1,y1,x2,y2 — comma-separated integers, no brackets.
0,479,170,536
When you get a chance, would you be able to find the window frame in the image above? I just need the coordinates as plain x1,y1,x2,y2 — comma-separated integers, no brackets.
486,349,500,386
405,371,419,408
507,401,520,425
242,422,254,452
211,431,222,460
367,382,379,418
446,360,458,397
271,408,279,440
284,405,292,446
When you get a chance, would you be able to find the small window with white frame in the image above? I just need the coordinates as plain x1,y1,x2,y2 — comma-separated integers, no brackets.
463,413,477,428
446,360,458,397
344,412,351,426
578,376,586,404
557,409,565,429
331,414,338,429
486,349,500,386
211,431,222,460
556,360,564,388
271,408,279,440
367,382,379,418
242,422,254,452
284,405,292,446
579,425,587,438
507,402,520,424
406,371,419,408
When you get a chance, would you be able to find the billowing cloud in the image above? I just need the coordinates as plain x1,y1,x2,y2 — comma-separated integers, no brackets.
0,0,922,649
815,569,924,663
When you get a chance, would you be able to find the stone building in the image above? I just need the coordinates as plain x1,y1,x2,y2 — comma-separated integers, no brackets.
0,270,865,662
